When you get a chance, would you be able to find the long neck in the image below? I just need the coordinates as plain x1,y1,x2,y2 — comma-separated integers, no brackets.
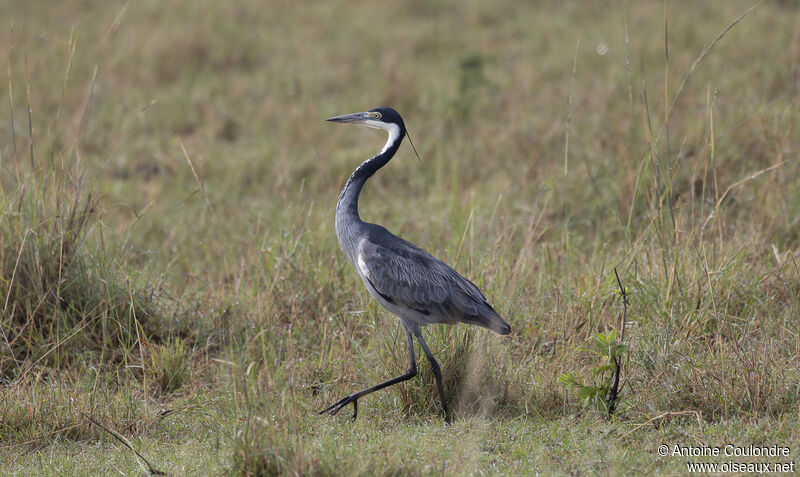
335,124,404,257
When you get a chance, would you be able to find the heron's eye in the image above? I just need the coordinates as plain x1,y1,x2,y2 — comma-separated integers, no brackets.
366,112,382,119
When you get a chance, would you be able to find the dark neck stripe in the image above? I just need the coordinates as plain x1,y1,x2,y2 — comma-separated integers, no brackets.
336,128,405,222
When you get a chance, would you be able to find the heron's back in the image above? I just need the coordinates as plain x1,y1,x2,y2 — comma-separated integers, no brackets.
352,224,511,335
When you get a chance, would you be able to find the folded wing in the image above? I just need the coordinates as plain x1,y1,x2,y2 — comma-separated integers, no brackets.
358,229,511,335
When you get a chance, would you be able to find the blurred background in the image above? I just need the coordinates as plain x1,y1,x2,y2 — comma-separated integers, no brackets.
3,1,796,261
2,0,799,474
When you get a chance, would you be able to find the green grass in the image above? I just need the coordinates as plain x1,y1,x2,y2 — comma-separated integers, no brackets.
2,0,800,475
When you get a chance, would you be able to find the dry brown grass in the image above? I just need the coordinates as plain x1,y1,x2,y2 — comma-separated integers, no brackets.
2,0,800,474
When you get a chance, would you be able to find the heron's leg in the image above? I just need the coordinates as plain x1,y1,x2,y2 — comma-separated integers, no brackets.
412,327,451,424
319,323,417,421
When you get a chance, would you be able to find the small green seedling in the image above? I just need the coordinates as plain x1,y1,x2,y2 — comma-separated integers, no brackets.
560,329,627,414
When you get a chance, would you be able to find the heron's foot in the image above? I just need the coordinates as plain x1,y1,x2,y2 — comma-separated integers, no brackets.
319,394,359,421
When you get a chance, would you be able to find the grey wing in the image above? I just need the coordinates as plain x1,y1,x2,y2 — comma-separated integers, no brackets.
358,234,511,335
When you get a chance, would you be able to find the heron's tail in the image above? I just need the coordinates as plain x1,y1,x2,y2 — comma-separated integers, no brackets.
474,307,511,335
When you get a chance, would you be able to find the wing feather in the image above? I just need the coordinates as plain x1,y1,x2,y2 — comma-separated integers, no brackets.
357,228,510,334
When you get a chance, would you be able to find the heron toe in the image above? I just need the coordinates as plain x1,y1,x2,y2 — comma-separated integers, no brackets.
319,394,359,421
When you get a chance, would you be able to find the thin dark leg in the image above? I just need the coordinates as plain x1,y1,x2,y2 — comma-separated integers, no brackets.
412,327,451,424
319,324,417,421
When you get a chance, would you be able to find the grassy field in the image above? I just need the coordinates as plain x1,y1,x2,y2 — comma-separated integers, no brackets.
2,0,800,474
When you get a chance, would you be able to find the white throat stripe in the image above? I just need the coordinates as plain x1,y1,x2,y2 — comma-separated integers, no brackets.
380,124,401,154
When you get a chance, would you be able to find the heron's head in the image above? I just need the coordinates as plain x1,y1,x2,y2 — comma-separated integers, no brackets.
326,107,406,136
328,107,422,160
